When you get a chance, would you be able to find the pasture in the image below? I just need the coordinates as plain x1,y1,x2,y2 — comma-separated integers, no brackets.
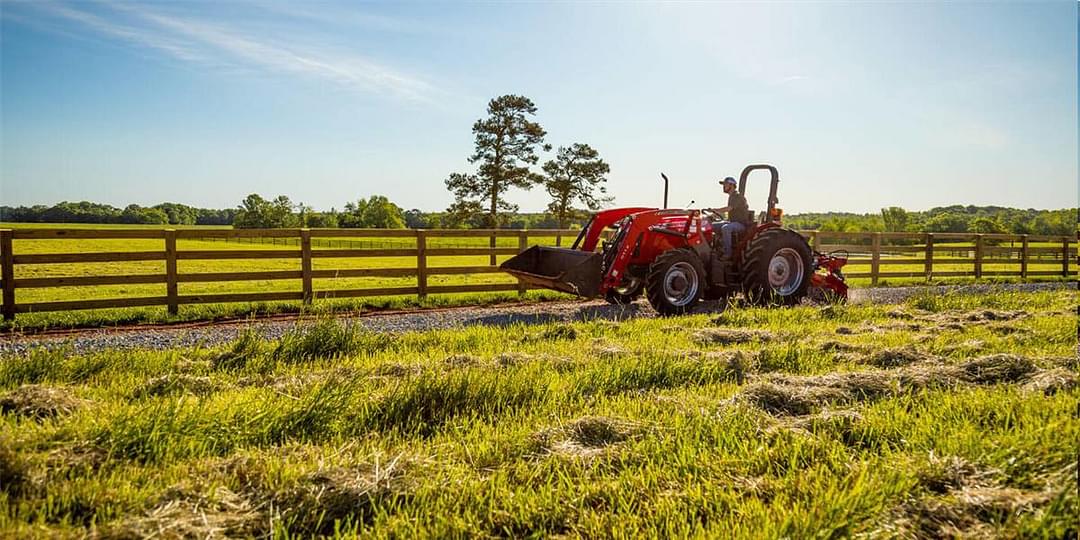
0,288,1075,537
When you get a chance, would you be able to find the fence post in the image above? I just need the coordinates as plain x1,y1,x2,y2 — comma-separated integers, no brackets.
300,229,313,305
164,229,178,315
555,231,562,247
811,231,820,252
489,231,497,266
924,233,934,281
973,234,984,279
517,230,528,296
1063,236,1071,278
870,232,881,285
1019,234,1029,279
416,230,428,299
1,230,14,321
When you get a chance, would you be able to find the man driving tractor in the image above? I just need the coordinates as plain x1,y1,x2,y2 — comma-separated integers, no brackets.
710,176,750,259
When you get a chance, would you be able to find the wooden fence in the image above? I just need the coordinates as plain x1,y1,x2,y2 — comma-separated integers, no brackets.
0,228,1075,320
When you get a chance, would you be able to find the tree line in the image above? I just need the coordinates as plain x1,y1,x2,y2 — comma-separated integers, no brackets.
4,198,1072,236
784,206,1076,236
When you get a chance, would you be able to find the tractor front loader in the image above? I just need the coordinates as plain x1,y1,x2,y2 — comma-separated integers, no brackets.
501,164,848,315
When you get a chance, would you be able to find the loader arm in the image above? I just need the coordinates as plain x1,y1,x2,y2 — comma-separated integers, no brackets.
599,209,708,294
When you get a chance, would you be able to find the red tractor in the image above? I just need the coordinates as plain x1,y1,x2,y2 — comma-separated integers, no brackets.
501,164,848,315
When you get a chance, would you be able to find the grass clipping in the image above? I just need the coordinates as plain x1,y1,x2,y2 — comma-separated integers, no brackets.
740,354,1039,416
533,416,648,458
0,385,85,420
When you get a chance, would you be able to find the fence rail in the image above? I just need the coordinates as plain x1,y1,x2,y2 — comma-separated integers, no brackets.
0,228,1075,320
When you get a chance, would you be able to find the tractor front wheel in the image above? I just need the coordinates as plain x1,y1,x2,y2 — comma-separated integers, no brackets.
605,278,643,305
741,228,813,306
646,248,706,316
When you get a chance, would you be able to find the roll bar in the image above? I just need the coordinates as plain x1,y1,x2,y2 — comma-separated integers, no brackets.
738,164,779,214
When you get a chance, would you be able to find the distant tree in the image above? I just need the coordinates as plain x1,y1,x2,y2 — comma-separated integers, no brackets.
306,209,339,228
541,143,611,229
340,196,405,228
120,204,169,224
924,212,968,233
881,206,910,232
361,196,406,228
339,199,368,228
445,95,547,228
970,217,1006,234
154,203,198,225
234,194,298,228
403,209,427,229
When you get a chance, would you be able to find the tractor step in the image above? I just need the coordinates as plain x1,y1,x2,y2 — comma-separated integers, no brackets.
500,246,604,298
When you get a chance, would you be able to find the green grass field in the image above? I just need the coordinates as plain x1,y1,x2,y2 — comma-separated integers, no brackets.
1,289,1076,537
1,223,1073,330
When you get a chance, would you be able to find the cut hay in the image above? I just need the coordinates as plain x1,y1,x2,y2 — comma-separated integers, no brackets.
133,374,216,398
494,352,533,367
915,454,995,494
869,347,932,368
273,457,411,534
534,416,647,458
959,354,1036,384
892,486,1052,539
369,362,422,378
540,324,578,341
693,328,773,346
1020,368,1077,395
98,486,260,540
818,340,865,353
0,385,85,420
740,353,1048,416
443,354,482,368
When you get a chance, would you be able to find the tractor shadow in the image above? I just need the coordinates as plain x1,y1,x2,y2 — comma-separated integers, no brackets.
464,300,728,329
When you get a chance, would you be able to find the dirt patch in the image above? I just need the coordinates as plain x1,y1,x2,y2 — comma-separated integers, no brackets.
0,385,85,420
97,486,260,540
534,416,647,458
694,329,774,346
1021,368,1077,396
133,374,216,398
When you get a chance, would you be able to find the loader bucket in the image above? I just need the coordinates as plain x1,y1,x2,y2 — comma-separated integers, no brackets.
500,246,604,298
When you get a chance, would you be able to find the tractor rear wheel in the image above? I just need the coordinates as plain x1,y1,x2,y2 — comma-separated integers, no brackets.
741,228,813,306
646,248,706,316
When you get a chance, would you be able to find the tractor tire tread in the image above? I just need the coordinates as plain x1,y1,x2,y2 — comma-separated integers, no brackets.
646,248,706,316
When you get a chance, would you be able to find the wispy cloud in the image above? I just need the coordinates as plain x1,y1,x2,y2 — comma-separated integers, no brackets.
19,1,435,102
31,2,207,64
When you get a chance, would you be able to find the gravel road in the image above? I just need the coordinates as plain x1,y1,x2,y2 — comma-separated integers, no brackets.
0,282,1071,356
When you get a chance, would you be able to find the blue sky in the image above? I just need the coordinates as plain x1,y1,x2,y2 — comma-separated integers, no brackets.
1,1,1076,213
